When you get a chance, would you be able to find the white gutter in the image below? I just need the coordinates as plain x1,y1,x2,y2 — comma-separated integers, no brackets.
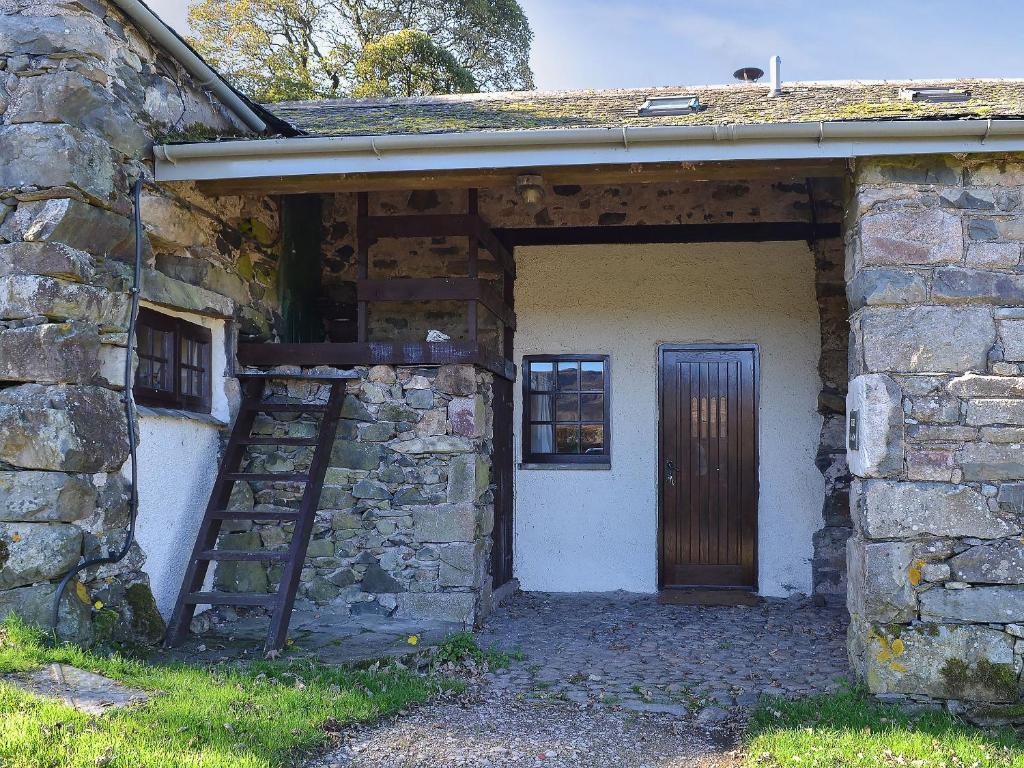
112,0,267,133
155,118,1024,182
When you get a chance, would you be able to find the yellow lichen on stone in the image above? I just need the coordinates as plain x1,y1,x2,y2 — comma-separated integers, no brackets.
908,560,925,586
871,629,907,673
75,581,90,604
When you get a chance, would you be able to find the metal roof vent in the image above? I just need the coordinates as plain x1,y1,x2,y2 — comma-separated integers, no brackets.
899,87,971,103
638,95,702,116
733,67,764,82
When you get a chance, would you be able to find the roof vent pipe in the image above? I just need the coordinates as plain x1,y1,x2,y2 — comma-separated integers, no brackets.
768,55,783,97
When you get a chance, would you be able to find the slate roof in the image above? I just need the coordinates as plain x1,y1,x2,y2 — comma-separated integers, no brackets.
267,79,1024,138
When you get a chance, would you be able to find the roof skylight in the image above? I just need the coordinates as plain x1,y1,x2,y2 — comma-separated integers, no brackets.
898,87,971,104
638,95,703,116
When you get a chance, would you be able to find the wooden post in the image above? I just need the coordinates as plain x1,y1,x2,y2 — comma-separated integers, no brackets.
467,189,479,342
356,192,369,343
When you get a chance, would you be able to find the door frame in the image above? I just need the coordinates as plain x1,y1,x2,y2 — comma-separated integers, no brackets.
656,343,761,591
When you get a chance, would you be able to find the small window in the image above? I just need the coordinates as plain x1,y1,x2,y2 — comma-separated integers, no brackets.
135,308,212,413
522,355,610,466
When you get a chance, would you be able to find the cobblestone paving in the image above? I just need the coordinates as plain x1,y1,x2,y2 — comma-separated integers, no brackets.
476,591,850,715
314,591,849,767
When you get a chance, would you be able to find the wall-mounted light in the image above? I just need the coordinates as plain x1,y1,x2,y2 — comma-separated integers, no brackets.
516,173,545,205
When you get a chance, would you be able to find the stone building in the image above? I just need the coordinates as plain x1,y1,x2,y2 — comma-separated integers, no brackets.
6,0,1024,715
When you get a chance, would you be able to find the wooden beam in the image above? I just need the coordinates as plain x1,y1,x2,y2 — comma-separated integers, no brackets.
196,159,847,196
476,220,516,277
494,221,842,247
356,278,515,329
358,213,476,242
356,192,368,342
467,188,479,342
237,341,516,380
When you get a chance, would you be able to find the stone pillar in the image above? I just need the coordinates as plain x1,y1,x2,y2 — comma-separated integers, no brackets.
206,363,495,630
0,0,264,644
847,155,1024,713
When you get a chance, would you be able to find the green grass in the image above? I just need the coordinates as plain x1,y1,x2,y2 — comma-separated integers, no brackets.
746,685,1024,768
433,631,524,671
0,615,458,768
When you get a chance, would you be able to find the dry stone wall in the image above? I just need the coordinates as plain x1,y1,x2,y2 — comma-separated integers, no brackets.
0,0,281,644
847,154,1024,714
202,363,494,629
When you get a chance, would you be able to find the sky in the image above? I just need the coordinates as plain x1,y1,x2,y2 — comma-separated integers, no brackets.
148,0,1024,91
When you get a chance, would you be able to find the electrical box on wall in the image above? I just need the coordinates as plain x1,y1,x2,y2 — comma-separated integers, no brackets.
848,410,859,452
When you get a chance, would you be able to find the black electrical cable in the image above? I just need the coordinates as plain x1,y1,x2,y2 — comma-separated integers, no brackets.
51,178,144,641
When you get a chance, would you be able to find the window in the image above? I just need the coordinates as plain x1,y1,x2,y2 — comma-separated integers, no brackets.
522,355,610,466
135,308,212,413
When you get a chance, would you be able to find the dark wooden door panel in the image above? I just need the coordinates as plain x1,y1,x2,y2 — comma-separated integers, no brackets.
659,346,758,589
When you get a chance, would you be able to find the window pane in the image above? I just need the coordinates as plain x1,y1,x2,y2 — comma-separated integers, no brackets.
530,394,553,422
530,362,554,392
555,425,580,454
580,361,604,390
582,425,605,454
554,393,579,422
581,393,604,421
557,362,579,391
530,424,554,453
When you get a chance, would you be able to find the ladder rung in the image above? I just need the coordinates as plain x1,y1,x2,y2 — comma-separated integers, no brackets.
198,550,288,562
208,509,300,521
224,472,309,482
238,437,319,446
184,592,278,607
258,403,329,413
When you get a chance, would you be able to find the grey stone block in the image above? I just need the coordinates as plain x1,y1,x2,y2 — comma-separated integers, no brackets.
330,440,382,471
0,521,83,589
846,374,903,478
920,585,1024,624
860,306,994,374
958,442,1024,481
0,275,128,332
865,623,1015,701
948,374,1024,399
0,471,96,523
0,322,100,384
933,267,1024,306
854,480,1018,539
0,384,129,472
966,399,1024,426
395,591,476,625
859,208,963,267
0,242,94,283
846,538,917,622
950,540,1024,584
847,268,929,309
411,503,476,543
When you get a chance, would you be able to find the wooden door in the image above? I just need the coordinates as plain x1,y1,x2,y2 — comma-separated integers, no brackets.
659,345,758,589
491,376,514,588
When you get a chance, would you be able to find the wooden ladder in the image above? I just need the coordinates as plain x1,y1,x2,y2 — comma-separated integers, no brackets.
163,373,346,653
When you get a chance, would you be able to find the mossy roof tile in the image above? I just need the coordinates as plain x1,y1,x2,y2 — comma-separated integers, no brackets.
266,79,1024,138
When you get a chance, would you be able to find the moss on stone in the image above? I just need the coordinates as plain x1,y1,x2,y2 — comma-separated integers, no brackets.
0,539,9,571
942,657,1019,700
158,123,250,144
92,607,120,644
125,583,166,645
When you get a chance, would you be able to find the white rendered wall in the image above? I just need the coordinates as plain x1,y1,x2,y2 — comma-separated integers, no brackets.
513,242,824,597
128,303,231,617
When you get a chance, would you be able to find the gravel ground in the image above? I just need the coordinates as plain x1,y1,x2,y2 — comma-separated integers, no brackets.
311,592,847,767
313,684,743,768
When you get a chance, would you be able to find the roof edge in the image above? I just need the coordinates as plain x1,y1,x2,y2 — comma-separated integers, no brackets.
154,118,1024,183
110,0,298,136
